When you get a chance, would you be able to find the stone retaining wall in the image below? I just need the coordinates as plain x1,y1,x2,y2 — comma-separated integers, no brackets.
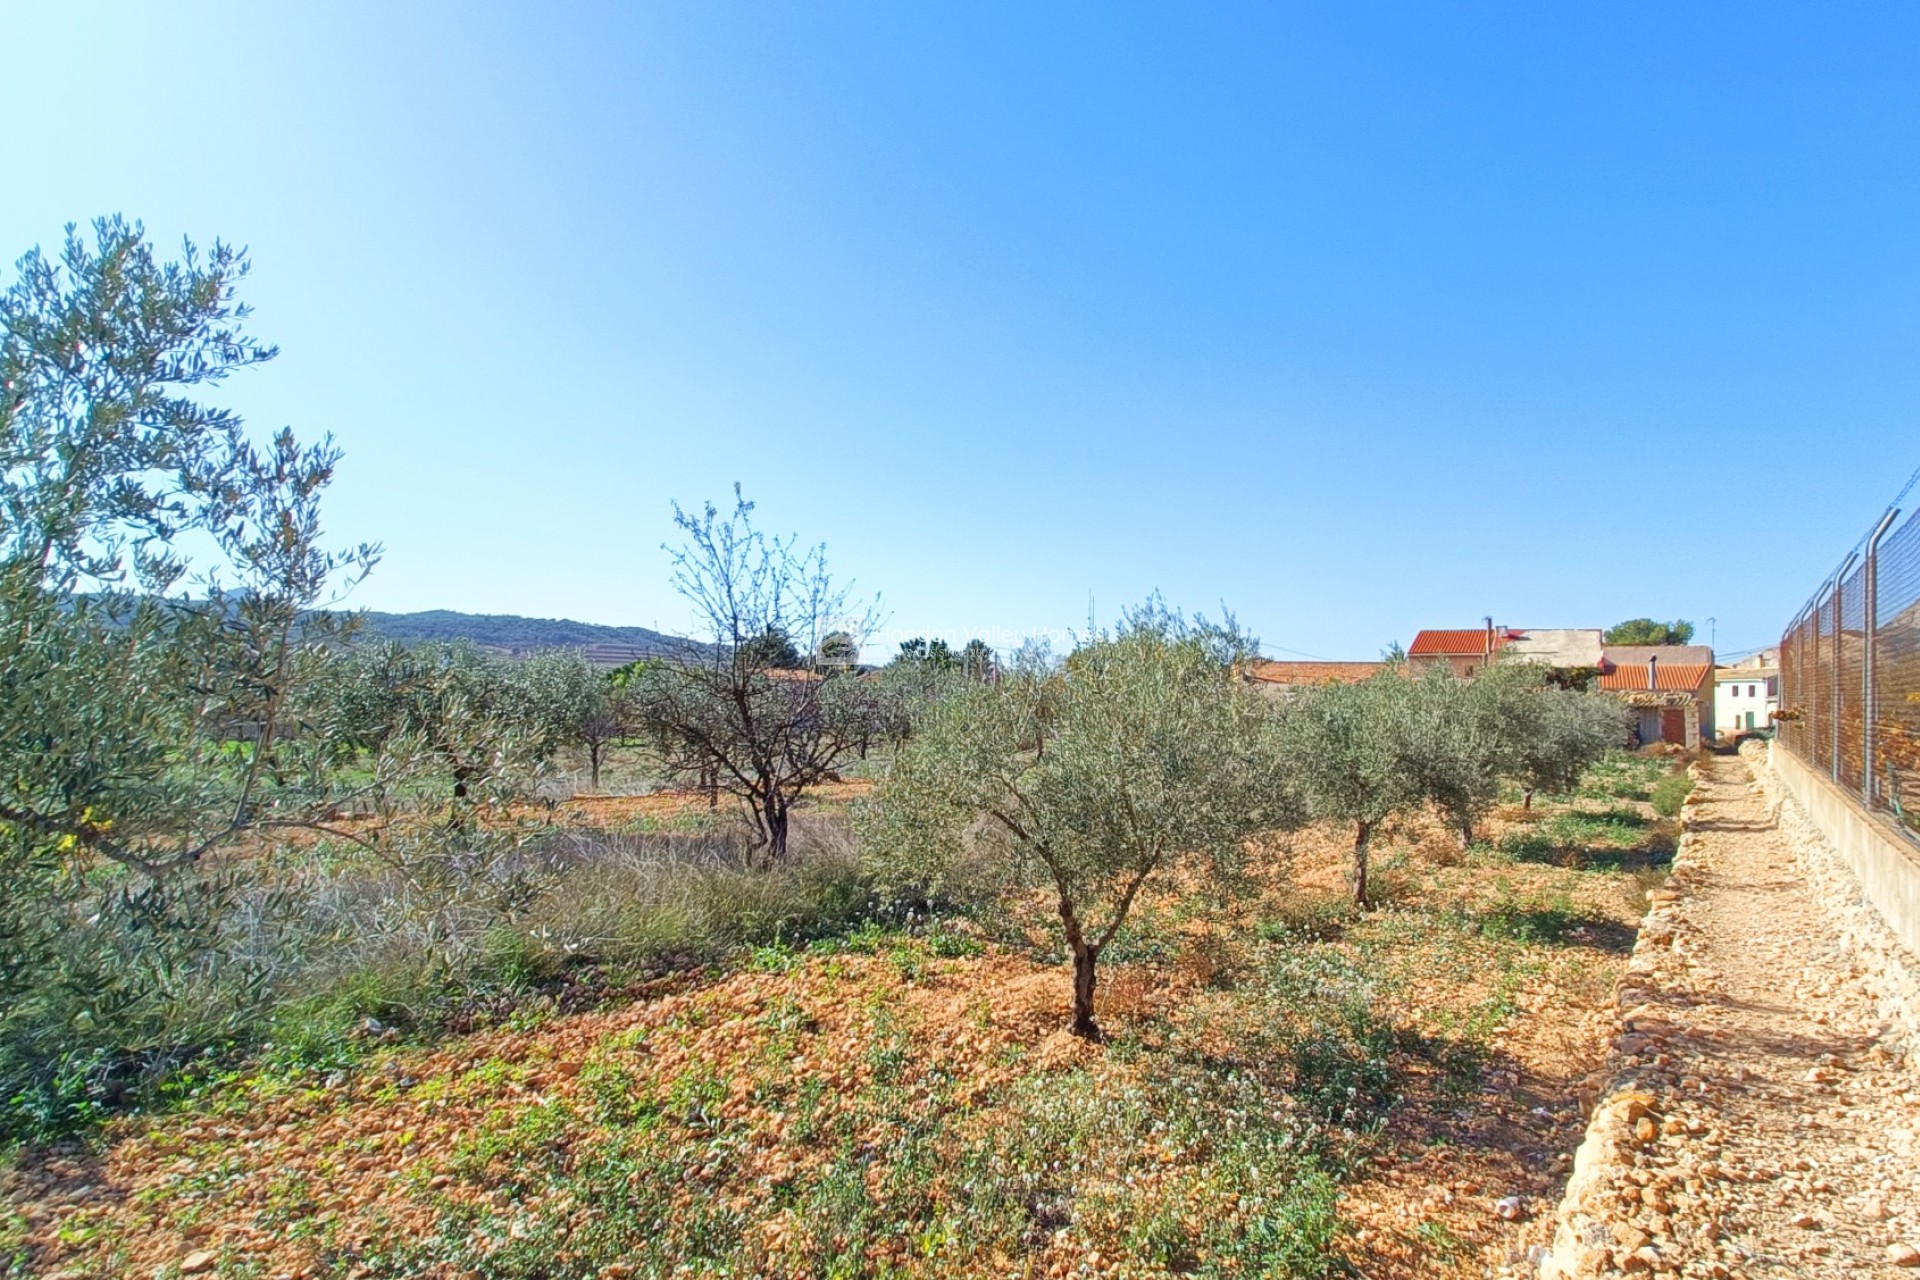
1536,760,1712,1279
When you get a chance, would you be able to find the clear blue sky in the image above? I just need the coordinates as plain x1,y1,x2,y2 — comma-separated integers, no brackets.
6,2,1917,660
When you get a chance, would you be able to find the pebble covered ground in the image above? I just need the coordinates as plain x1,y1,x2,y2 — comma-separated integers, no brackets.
1542,752,1920,1279
4,793,1659,1279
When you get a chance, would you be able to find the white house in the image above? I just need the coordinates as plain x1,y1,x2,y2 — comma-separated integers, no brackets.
1715,664,1779,736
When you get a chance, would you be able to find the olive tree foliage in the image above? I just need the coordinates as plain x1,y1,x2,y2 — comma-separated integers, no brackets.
867,636,999,752
0,218,376,1121
861,605,1301,1039
1396,663,1544,850
1281,673,1424,910
316,640,543,820
635,487,881,864
1511,687,1630,808
0,218,377,880
320,643,649,806
1400,663,1628,839
1287,664,1631,904
512,648,634,792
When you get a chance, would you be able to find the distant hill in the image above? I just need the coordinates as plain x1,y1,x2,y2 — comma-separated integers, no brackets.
349,609,702,667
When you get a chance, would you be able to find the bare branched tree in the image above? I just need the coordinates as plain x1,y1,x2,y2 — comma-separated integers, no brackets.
636,487,881,864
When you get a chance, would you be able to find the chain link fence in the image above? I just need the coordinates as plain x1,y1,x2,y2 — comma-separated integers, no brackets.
1779,486,1920,839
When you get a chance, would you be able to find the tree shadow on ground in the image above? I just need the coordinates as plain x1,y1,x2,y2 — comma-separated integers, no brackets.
1501,837,1675,874
1496,804,1679,874
1472,905,1639,955
1658,995,1884,1062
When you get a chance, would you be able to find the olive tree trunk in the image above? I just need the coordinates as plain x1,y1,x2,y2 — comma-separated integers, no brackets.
1351,819,1372,909
1058,893,1103,1040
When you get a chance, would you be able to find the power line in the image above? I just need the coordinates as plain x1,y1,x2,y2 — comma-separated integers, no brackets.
1263,642,1337,661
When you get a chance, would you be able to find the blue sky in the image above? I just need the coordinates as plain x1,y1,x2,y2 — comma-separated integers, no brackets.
6,2,1917,661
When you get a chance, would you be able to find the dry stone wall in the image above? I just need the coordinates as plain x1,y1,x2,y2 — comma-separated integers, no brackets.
1536,760,1714,1279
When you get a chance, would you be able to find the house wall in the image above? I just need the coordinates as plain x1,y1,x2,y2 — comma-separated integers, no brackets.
1716,674,1780,735
1408,653,1490,679
1629,686,1712,748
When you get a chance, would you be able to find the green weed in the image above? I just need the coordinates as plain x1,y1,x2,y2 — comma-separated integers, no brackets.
1417,1218,1463,1258
1257,892,1356,943
1650,770,1694,817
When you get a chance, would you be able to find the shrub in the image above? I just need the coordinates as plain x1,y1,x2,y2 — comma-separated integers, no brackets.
1650,770,1693,817
0,819,878,1142
1257,950,1403,1142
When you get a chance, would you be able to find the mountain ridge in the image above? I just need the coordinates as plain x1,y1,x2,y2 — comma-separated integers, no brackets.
349,608,699,661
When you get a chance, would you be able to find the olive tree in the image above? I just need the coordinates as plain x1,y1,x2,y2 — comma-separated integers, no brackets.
0,217,377,876
1400,664,1628,837
511,649,632,791
636,487,880,863
319,639,541,823
1283,672,1425,909
0,218,376,1125
865,636,1000,753
1399,663,1544,849
1512,688,1630,808
862,606,1300,1039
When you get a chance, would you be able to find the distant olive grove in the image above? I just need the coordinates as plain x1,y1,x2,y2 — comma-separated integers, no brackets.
0,219,1629,1135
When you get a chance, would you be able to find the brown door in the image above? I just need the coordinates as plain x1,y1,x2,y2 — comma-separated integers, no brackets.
1660,709,1685,744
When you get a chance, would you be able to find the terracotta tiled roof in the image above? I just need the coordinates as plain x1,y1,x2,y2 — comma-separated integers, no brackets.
1247,660,1386,686
1408,629,1506,657
1597,663,1711,692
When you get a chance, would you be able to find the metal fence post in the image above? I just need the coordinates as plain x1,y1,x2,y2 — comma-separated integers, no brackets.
1810,590,1822,766
1786,599,1812,754
1789,598,1813,753
1863,508,1900,807
1832,552,1857,783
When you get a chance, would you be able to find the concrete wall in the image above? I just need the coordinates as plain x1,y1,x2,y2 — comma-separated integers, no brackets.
1772,742,1920,959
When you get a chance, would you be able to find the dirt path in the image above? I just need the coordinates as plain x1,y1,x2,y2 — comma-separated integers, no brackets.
1548,753,1920,1277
